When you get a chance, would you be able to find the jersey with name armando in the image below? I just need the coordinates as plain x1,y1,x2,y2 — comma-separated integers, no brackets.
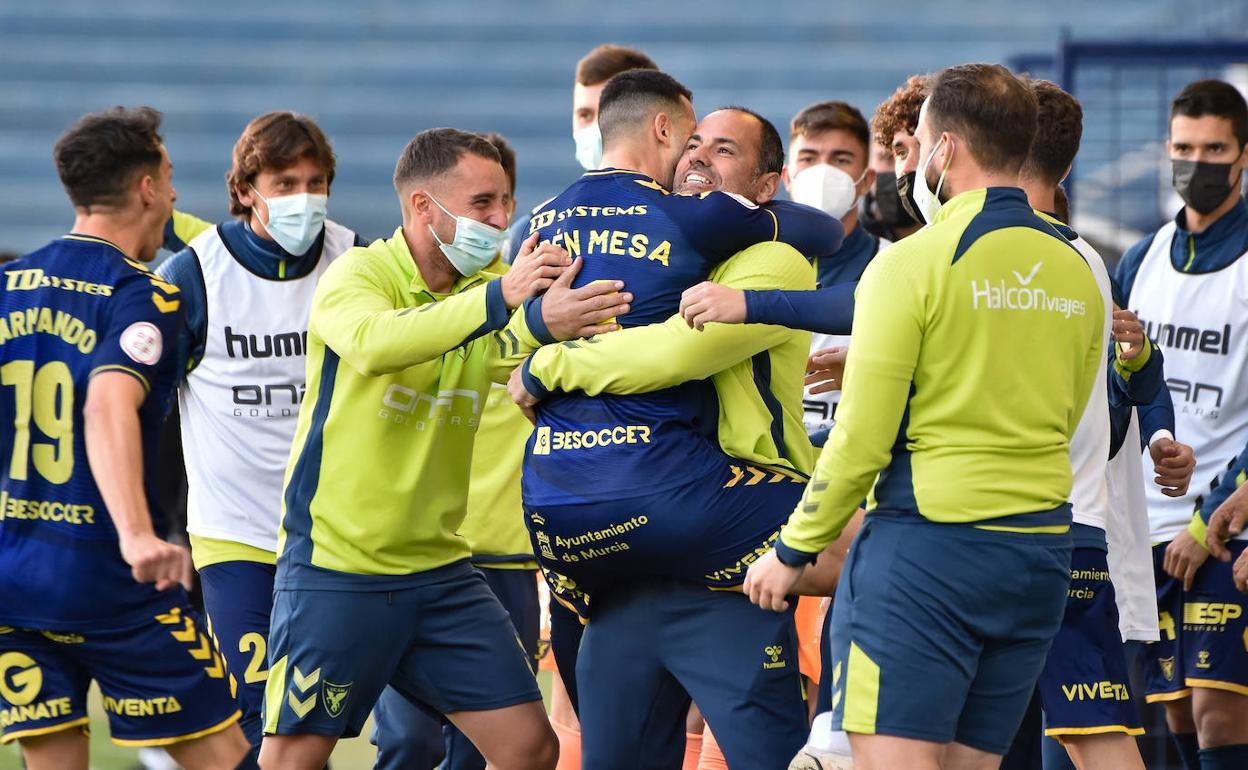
0,235,184,630
523,169,840,506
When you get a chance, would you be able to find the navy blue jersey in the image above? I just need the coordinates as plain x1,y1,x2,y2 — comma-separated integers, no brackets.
525,169,841,326
521,169,841,506
0,235,184,630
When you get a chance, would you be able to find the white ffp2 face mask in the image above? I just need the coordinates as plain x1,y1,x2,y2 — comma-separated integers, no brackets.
573,123,603,170
252,188,328,256
913,136,953,224
790,164,866,219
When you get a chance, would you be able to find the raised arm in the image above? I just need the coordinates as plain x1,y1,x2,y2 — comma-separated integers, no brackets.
517,242,814,399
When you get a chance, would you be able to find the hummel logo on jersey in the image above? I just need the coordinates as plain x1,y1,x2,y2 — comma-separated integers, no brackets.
970,261,1088,318
224,326,307,359
1139,318,1232,356
763,644,787,670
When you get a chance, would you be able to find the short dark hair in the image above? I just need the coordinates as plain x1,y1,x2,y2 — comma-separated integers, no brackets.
54,106,164,211
1020,78,1083,186
598,69,693,148
1171,79,1248,148
575,44,658,87
393,128,502,191
482,132,517,195
925,63,1037,174
227,111,337,216
716,106,785,176
791,101,870,157
871,75,928,149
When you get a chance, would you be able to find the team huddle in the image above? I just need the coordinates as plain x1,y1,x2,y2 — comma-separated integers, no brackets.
2,41,1248,770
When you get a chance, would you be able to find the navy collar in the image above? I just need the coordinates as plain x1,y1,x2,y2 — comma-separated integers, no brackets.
1174,197,1248,244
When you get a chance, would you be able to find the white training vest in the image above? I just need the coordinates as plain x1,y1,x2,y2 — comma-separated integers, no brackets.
1064,232,1157,641
1106,412,1160,641
1066,234,1114,533
179,221,355,551
1128,221,1248,542
802,238,889,437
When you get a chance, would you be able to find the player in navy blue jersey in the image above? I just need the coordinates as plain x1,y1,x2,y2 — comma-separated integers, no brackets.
501,72,841,769
0,107,249,770
513,71,842,623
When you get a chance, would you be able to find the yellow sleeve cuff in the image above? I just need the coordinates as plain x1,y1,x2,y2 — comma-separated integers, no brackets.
1114,335,1152,376
1188,512,1211,552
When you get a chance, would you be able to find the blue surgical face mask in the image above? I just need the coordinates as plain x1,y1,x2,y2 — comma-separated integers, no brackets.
251,187,328,256
573,123,603,170
426,195,505,276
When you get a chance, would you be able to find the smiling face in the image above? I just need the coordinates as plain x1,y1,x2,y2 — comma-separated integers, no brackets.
674,109,778,202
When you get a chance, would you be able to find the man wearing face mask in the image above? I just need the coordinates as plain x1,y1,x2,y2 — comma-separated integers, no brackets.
862,139,921,242
872,75,930,226
258,128,624,770
1114,79,1248,770
155,111,365,754
744,64,1106,770
782,101,885,444
506,44,658,262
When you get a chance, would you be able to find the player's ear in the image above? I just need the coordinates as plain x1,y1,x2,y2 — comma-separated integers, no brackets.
235,183,255,210
408,189,436,225
137,172,157,209
654,111,671,146
781,165,792,194
859,167,876,197
755,171,781,204
1059,163,1073,185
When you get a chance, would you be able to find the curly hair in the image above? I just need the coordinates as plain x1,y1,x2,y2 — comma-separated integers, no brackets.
870,75,929,150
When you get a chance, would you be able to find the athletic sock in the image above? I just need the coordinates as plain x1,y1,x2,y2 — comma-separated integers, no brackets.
682,731,703,770
1172,732,1200,770
1199,743,1248,770
698,727,729,770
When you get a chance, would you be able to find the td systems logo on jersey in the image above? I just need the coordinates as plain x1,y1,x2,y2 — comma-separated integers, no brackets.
224,326,308,418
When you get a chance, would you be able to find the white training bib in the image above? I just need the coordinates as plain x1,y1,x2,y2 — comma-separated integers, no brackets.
1066,233,1113,533
179,222,355,551
1106,412,1159,641
1058,231,1157,640
1128,221,1248,542
802,238,888,438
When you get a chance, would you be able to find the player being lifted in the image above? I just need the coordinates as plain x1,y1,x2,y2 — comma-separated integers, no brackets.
0,107,250,770
503,72,842,767
510,70,840,621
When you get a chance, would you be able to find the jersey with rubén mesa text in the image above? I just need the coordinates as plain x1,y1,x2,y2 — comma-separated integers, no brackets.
0,235,184,630
520,169,841,506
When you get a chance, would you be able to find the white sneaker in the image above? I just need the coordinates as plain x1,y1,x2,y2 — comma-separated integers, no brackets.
788,748,855,770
